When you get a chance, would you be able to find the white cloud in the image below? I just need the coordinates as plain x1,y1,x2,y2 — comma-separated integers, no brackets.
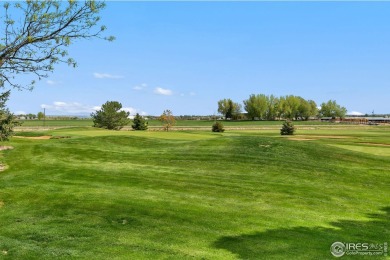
121,107,137,115
46,80,61,85
189,91,196,96
40,102,147,116
93,72,124,79
41,102,98,114
133,83,148,90
349,111,364,116
154,87,173,96
122,107,148,116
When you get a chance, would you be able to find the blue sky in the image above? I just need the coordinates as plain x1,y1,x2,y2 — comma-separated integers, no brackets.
7,1,390,116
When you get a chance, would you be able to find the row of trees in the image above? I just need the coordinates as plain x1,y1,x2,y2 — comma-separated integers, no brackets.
17,114,82,120
91,101,176,131
218,95,347,120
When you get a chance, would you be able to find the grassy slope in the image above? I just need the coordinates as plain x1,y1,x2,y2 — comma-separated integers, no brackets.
0,127,389,259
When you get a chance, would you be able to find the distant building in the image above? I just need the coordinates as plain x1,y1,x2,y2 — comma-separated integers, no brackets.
320,117,390,124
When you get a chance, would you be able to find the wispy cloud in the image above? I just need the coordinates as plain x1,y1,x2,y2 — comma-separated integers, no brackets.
46,80,62,85
349,111,364,116
93,72,124,79
154,87,173,96
41,102,146,116
121,107,137,115
41,102,98,114
133,83,148,90
180,92,196,97
122,107,147,116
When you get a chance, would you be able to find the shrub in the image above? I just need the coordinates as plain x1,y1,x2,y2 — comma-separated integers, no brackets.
159,110,176,131
280,120,295,135
132,113,148,130
0,91,20,141
212,122,225,132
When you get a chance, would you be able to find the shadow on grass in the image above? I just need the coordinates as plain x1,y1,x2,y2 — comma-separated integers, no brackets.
214,207,389,259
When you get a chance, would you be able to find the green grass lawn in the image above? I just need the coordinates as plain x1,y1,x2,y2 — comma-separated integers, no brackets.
1,127,389,259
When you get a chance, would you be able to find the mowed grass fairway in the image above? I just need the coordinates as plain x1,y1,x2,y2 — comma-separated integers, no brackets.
1,126,389,259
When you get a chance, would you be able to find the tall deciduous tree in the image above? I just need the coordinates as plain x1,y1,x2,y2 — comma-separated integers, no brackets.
159,109,176,131
297,97,318,120
217,98,241,120
91,101,130,130
37,111,45,120
0,0,113,90
243,94,268,120
319,100,347,118
308,100,319,119
266,94,279,120
282,95,300,120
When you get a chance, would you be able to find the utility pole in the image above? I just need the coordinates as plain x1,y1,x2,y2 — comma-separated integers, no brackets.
43,108,46,127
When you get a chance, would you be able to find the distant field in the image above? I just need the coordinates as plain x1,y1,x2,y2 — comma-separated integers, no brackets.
1,126,389,258
18,119,93,127
19,119,339,129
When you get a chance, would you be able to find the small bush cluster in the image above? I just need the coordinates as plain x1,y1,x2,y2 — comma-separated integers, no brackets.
132,113,148,130
280,121,295,135
212,122,225,132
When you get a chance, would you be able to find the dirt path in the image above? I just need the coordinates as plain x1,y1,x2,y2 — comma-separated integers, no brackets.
13,136,52,140
0,146,13,150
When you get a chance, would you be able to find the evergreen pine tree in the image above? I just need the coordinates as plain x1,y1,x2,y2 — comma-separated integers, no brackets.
132,113,148,130
280,120,295,135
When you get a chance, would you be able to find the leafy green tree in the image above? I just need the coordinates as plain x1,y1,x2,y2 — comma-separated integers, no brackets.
132,113,148,130
243,94,268,120
37,112,45,121
276,96,286,120
212,121,225,132
285,95,301,120
280,120,295,135
0,91,20,141
159,109,176,131
218,99,231,119
308,100,319,119
218,98,241,119
91,101,130,130
296,97,318,120
266,95,279,120
231,102,242,120
1,0,113,90
319,100,347,118
0,1,113,136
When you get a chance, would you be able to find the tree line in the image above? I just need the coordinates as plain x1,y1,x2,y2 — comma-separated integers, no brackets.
218,94,347,120
91,101,177,131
